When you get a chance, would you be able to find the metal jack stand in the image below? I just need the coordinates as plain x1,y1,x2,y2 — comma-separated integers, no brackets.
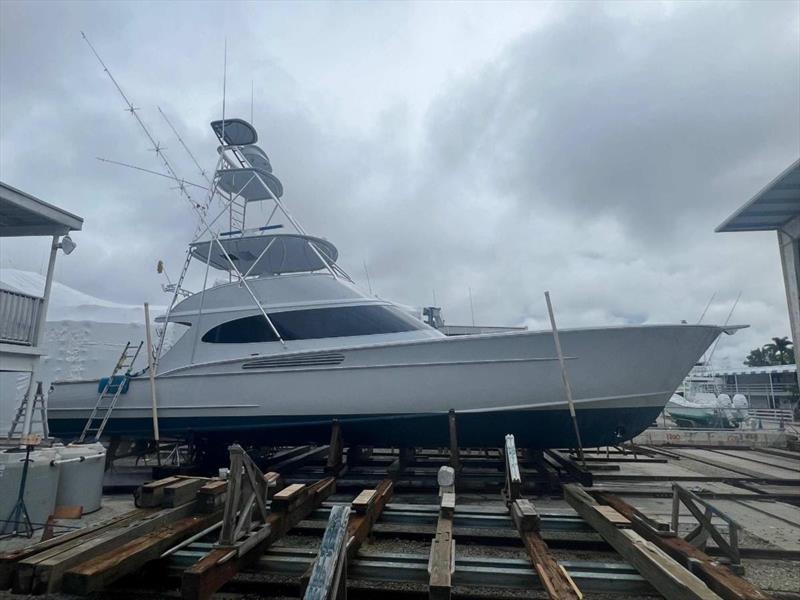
2,443,35,538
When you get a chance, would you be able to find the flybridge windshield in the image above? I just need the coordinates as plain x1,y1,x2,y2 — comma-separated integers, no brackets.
201,305,428,343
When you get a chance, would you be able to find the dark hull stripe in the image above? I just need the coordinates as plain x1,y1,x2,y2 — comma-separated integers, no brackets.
48,405,661,448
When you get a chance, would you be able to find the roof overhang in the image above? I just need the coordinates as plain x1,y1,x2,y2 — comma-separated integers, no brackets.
716,158,800,233
0,181,84,237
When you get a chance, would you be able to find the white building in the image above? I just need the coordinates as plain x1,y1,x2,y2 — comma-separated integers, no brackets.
0,182,83,440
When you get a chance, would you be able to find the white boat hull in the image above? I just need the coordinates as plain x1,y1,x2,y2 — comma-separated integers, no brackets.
48,324,724,448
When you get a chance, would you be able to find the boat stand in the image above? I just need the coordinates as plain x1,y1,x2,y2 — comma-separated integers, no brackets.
2,443,35,538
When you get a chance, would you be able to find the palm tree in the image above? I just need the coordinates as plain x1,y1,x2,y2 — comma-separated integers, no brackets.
764,337,793,365
744,347,770,367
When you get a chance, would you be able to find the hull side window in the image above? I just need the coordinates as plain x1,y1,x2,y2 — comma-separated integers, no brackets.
201,305,426,343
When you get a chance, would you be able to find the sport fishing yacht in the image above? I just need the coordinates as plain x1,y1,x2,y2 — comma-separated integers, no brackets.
47,118,739,449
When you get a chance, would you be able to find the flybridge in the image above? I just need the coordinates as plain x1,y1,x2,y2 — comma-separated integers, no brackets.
153,116,353,358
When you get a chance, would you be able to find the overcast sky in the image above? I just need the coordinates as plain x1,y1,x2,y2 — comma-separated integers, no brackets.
1,0,798,367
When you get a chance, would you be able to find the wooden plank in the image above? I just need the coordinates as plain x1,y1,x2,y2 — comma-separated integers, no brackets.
595,505,631,527
429,491,455,599
351,489,377,514
0,508,142,589
510,499,540,532
345,479,393,560
18,501,198,594
181,476,335,600
164,478,207,507
595,492,771,600
62,510,222,595
304,505,351,600
440,492,456,518
139,476,182,507
271,483,307,511
509,497,579,600
522,529,582,600
564,484,722,600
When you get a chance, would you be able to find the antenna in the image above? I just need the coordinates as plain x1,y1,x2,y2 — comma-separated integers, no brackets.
697,292,716,324
96,157,208,190
251,80,254,125
704,291,742,368
157,107,211,184
432,288,437,306
221,39,227,143
81,32,204,220
362,260,373,295
468,286,476,326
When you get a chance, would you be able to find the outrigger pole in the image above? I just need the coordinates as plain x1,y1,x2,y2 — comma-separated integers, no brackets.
82,33,288,364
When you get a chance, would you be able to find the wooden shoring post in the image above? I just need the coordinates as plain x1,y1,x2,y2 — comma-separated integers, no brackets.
564,484,723,600
672,484,742,566
502,434,522,506
510,497,581,600
594,491,771,600
428,467,455,599
303,505,351,600
447,409,461,474
389,447,415,478
181,476,336,600
326,419,345,475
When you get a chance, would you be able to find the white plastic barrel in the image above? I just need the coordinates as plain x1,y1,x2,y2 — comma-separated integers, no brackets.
54,443,106,514
0,447,61,532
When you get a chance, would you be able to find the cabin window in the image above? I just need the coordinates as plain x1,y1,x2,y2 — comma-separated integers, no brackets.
201,315,279,343
201,305,425,343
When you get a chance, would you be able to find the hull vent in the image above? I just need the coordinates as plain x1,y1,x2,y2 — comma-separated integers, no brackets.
242,352,345,370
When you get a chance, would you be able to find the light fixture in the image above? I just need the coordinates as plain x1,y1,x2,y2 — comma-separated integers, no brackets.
58,235,76,255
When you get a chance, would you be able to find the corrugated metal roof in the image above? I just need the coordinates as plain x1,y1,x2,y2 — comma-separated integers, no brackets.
716,158,800,232
0,181,83,237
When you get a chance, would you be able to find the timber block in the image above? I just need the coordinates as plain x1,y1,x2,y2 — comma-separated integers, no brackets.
138,476,182,507
352,489,377,514
163,478,207,507
271,483,307,513
511,499,540,532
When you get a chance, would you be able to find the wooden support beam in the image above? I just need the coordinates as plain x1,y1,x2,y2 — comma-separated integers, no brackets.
17,501,199,594
509,498,579,600
181,476,336,600
564,484,723,600
269,445,329,473
304,505,351,600
428,480,455,600
388,447,414,478
447,409,461,474
595,492,771,600
138,476,182,507
345,479,393,560
164,478,208,507
510,499,540,532
62,511,222,595
546,450,593,486
0,509,142,589
503,434,522,505
326,420,345,475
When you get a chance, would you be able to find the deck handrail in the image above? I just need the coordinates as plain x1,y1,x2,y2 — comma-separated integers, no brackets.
0,288,43,346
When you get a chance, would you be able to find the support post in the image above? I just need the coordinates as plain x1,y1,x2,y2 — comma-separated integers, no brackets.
447,409,461,474
326,420,344,475
144,303,160,465
544,291,585,467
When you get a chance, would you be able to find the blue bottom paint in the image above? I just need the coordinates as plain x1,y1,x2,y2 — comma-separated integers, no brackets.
49,405,661,448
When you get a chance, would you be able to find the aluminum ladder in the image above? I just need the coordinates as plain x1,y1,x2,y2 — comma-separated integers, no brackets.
8,380,49,440
77,341,143,443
